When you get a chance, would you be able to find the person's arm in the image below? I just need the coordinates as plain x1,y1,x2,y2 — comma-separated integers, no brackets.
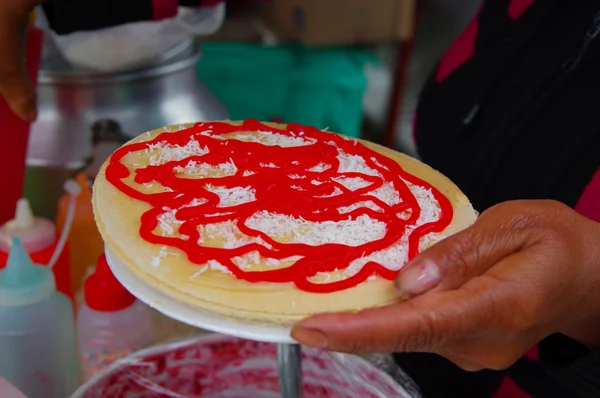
0,0,158,121
0,0,41,122
291,200,600,396
0,0,220,122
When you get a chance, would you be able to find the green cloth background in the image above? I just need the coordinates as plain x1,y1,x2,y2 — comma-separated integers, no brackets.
196,42,376,138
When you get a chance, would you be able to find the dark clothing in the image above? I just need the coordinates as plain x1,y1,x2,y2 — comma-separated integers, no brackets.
416,0,600,215
403,0,600,397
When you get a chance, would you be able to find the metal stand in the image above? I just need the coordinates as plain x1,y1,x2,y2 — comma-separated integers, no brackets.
277,343,303,398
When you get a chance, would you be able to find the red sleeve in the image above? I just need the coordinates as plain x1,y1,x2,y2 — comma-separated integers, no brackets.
575,168,600,222
176,0,225,10
155,0,226,20
152,0,178,20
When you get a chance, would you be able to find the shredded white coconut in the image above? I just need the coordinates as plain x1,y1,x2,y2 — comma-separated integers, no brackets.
369,182,402,206
370,156,390,171
205,185,256,208
147,137,209,166
189,265,209,279
246,212,387,247
316,272,332,283
228,131,316,147
150,246,180,267
144,128,448,283
208,260,232,275
333,176,371,191
200,220,272,250
174,159,237,178
182,198,208,208
342,182,443,277
232,251,303,270
338,200,382,214
307,162,331,172
337,153,381,177
157,207,183,237
232,251,262,270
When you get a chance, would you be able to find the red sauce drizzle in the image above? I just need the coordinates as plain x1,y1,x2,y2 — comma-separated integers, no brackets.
105,120,453,293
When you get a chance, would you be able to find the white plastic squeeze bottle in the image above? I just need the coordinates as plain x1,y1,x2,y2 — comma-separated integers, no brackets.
77,253,155,380
0,237,78,398
0,198,74,302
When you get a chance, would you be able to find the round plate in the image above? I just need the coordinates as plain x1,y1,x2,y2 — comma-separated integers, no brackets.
105,247,295,344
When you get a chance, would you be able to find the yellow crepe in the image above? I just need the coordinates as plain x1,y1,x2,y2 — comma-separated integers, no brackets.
93,121,477,325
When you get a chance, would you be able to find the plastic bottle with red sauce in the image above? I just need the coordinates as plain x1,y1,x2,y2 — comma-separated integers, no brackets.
0,198,73,302
77,254,154,381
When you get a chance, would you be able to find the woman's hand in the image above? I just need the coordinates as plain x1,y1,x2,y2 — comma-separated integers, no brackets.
0,0,43,122
291,200,600,371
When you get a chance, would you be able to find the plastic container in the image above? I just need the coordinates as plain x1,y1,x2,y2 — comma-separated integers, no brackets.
46,4,225,72
72,334,420,397
77,254,155,381
0,198,73,302
0,237,78,398
57,174,104,300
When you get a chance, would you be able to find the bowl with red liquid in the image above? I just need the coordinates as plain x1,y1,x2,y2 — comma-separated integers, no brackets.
72,333,420,397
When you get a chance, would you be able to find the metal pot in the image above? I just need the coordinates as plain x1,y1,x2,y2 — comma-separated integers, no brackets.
25,38,227,219
28,39,227,170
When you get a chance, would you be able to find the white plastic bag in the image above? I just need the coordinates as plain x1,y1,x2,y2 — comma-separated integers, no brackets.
50,3,225,72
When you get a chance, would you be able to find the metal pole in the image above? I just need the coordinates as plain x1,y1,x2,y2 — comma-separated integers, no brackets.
277,343,303,398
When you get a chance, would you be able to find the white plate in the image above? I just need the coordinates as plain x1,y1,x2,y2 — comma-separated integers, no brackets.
105,247,295,344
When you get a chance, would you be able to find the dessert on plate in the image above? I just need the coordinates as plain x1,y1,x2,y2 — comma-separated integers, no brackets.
93,120,477,325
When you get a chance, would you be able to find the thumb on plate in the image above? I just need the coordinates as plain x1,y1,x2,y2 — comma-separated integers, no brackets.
395,203,530,298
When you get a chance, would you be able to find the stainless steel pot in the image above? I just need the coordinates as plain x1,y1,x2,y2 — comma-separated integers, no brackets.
28,39,227,169
25,38,227,219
